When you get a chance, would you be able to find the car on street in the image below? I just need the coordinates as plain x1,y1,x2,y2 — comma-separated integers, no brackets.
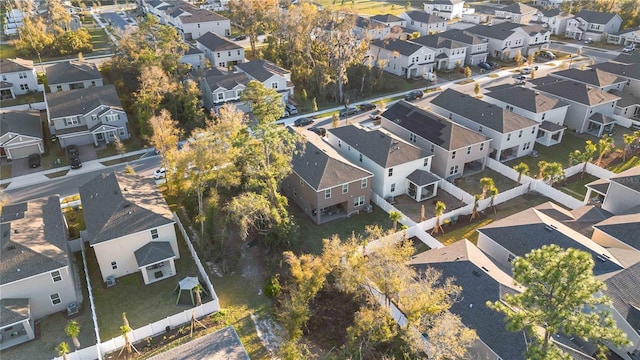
28,153,41,168
339,106,359,117
539,50,556,59
234,34,247,41
478,61,492,70
66,144,79,157
515,75,528,84
285,104,298,116
309,127,327,137
488,61,500,69
294,117,314,126
154,168,167,180
623,43,636,53
404,90,424,101
584,38,594,44
69,156,82,169
369,109,382,120
358,103,376,111
520,66,538,75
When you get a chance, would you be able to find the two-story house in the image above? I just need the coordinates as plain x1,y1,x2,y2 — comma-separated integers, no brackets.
46,60,103,93
483,85,569,147
514,24,551,55
79,171,180,285
170,1,230,40
181,43,206,72
196,31,244,69
46,85,130,148
466,22,527,60
380,101,491,179
430,89,539,161
532,8,573,36
530,77,620,137
411,34,468,70
354,16,391,40
327,125,438,202
586,166,640,216
0,196,79,350
493,2,537,25
565,10,622,42
235,60,295,103
436,29,488,66
282,138,373,225
399,10,447,37
550,68,627,92
200,68,250,112
423,0,464,21
588,62,640,122
367,38,435,78
608,27,640,46
0,58,39,99
0,110,45,160
369,13,406,29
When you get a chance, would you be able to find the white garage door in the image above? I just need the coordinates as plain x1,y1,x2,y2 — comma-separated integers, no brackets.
7,144,41,159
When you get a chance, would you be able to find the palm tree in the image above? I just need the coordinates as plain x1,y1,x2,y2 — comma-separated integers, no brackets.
596,134,615,166
431,201,446,234
513,162,529,183
56,342,70,360
623,133,636,161
480,177,495,199
193,283,204,306
542,162,565,187
537,160,548,179
389,211,402,231
119,312,139,356
569,140,596,178
65,320,81,350
470,194,481,221
487,186,499,214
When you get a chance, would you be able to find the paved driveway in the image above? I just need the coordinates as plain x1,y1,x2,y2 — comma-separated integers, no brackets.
76,144,98,163
102,12,128,30
9,157,42,177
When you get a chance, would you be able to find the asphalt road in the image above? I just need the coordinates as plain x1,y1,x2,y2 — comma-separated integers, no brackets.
548,41,620,63
101,12,129,30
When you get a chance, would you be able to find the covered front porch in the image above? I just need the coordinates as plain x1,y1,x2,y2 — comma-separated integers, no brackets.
406,169,439,202
536,121,565,147
90,124,124,147
0,82,15,100
0,299,35,350
135,242,177,285
586,113,616,138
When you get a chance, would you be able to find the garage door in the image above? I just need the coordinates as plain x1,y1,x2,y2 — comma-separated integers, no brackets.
7,144,41,159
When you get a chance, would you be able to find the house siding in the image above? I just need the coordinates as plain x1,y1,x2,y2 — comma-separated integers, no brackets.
49,79,104,93
602,182,640,215
0,66,39,97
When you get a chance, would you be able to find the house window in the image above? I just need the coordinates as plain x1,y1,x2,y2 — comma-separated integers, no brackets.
409,133,416,143
361,178,367,188
106,114,120,122
300,176,304,185
91,81,96,87
197,23,201,28
20,84,29,90
359,153,363,162
64,117,79,126
354,195,365,207
151,229,159,239
423,158,429,167
507,134,511,141
325,189,331,199
532,127,536,134
111,261,117,270
1,75,6,81
467,146,471,155
19,72,27,79
451,151,456,159
342,184,349,194
523,142,531,151
390,183,396,192
217,92,224,101
237,50,241,55
449,165,459,175
51,270,62,282
518,130,523,138
227,51,231,56
430,144,435,153
338,140,342,147
480,143,485,151
56,85,63,91
271,82,278,89
92,114,98,121
217,52,220,58
478,125,483,133
119,128,126,137
508,253,516,262
50,293,61,305
388,168,393,177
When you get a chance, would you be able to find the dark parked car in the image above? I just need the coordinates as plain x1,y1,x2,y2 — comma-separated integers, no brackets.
285,104,298,116
294,117,314,126
405,90,424,101
69,156,82,169
66,144,79,157
28,153,41,168
478,61,492,70
359,103,376,111
309,127,327,137
234,34,247,41
339,106,359,117
488,61,500,69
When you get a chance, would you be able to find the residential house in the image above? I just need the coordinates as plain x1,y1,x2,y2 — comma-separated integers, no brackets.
281,138,373,224
79,171,180,285
327,125,438,202
531,0,572,8
399,10,447,37
181,43,206,72
466,22,548,59
588,62,640,122
200,68,250,111
493,3,537,25
461,8,491,25
411,34,467,70
550,68,627,92
369,13,407,29
143,0,172,20
380,101,491,179
3,8,25,36
46,85,130,148
46,60,103,93
0,58,39,99
354,16,391,40
430,89,539,161
170,2,230,40
476,202,624,280
565,10,622,42
367,38,435,78
409,240,529,360
601,264,640,360
608,27,640,46
0,110,44,160
422,0,465,21
591,211,640,255
235,60,294,103
532,9,573,36
585,166,640,216
437,29,489,66
196,31,244,68
514,24,551,55
483,85,569,146
0,196,79,350
529,76,620,136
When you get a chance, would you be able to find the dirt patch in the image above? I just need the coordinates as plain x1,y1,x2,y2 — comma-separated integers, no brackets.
251,313,283,356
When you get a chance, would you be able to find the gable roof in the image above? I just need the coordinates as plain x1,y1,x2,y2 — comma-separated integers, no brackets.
412,35,466,49
609,165,640,193
196,31,241,52
183,43,204,56
425,0,463,4
467,22,522,40
328,125,429,168
0,58,34,74
551,68,625,87
370,38,425,57
498,2,537,15
148,326,250,360
291,141,372,192
404,10,445,24
589,62,640,81
235,60,289,82
610,50,640,65
409,240,527,360
46,85,122,119
45,60,102,85
533,79,620,106
477,206,623,278
355,16,385,29
593,213,640,251
432,89,538,133
134,241,176,267
406,169,439,186
0,110,43,139
79,172,174,246
602,263,640,334
370,13,403,23
438,29,487,45
204,72,249,91
533,202,612,238
0,299,30,327
381,101,489,150
0,196,68,286
575,10,619,24
175,6,227,23
485,86,569,113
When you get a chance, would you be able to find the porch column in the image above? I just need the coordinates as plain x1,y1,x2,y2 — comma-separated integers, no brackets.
92,133,98,146
23,319,35,340
584,188,593,204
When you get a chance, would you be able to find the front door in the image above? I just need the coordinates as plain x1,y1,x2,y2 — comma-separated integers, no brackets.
96,133,104,141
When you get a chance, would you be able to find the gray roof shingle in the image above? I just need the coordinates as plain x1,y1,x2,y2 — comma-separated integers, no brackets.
467,22,523,40
575,10,619,25
46,85,122,119
406,169,439,186
328,125,429,168
148,326,250,360
603,263,640,334
79,172,174,246
235,60,289,82
411,35,466,50
534,79,620,106
204,72,250,91
45,61,102,85
0,299,30,327
438,29,487,45
610,165,640,193
0,58,33,74
593,213,640,251
498,3,537,15
404,10,445,24
551,68,625,88
196,32,241,52
134,241,176,267
432,89,539,133
589,62,640,81
485,86,569,113
381,101,490,150
370,38,425,57
370,14,403,23
0,110,43,139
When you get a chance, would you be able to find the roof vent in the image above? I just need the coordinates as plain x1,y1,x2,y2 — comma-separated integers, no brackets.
6,245,16,251
481,266,490,272
14,229,18,234
596,255,606,262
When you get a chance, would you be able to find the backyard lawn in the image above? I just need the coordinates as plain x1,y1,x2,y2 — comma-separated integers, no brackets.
0,43,17,59
558,174,597,200
88,28,113,54
608,154,640,173
454,168,519,196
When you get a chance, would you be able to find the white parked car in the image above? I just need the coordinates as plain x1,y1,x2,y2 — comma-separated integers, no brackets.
153,168,167,180
623,43,636,53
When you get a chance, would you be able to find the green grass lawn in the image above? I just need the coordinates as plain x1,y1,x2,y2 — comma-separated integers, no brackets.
0,91,44,108
0,43,17,59
63,206,86,239
609,155,640,173
96,138,146,158
88,28,113,54
0,164,12,180
454,168,519,196
506,132,588,178
559,174,597,200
